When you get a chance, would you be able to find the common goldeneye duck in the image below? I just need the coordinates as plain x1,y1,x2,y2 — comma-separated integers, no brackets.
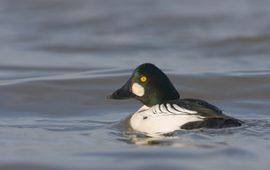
108,63,242,135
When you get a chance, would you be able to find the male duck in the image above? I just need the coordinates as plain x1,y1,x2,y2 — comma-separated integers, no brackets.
108,63,241,135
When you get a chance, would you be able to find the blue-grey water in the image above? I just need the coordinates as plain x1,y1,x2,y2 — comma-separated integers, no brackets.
0,0,270,169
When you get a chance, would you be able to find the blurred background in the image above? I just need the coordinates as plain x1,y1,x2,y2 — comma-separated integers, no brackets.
0,0,270,170
1,0,270,79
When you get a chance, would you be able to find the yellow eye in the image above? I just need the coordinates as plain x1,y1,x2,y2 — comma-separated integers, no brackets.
140,76,147,82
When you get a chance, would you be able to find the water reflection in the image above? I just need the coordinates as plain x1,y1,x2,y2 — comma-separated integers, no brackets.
118,118,270,148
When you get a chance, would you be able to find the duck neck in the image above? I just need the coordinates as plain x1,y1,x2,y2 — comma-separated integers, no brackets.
139,89,180,107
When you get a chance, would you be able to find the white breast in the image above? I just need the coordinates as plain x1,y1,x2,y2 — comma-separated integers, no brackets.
130,104,203,136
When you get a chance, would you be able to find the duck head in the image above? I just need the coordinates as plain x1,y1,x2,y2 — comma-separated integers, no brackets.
108,63,180,107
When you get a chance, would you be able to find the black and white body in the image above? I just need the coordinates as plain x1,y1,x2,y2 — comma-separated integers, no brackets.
108,63,242,135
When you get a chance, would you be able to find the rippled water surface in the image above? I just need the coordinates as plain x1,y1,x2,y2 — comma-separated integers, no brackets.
0,0,270,169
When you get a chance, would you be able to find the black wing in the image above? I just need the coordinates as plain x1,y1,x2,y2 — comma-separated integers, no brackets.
169,98,242,129
171,98,224,117
180,117,242,130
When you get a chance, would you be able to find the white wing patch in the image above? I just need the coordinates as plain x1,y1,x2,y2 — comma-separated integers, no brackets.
171,104,198,114
166,104,182,114
152,103,198,115
159,104,168,113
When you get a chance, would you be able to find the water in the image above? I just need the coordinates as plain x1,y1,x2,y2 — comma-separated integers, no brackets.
0,0,270,169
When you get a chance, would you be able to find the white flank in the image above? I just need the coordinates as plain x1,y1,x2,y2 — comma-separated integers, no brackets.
137,105,150,112
130,104,203,136
131,83,144,97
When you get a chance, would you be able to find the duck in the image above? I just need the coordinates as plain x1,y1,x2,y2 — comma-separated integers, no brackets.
108,63,242,136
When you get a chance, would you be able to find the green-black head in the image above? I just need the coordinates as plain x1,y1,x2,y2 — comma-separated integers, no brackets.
108,63,180,107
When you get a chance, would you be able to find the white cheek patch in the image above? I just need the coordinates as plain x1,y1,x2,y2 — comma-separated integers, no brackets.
132,83,145,97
